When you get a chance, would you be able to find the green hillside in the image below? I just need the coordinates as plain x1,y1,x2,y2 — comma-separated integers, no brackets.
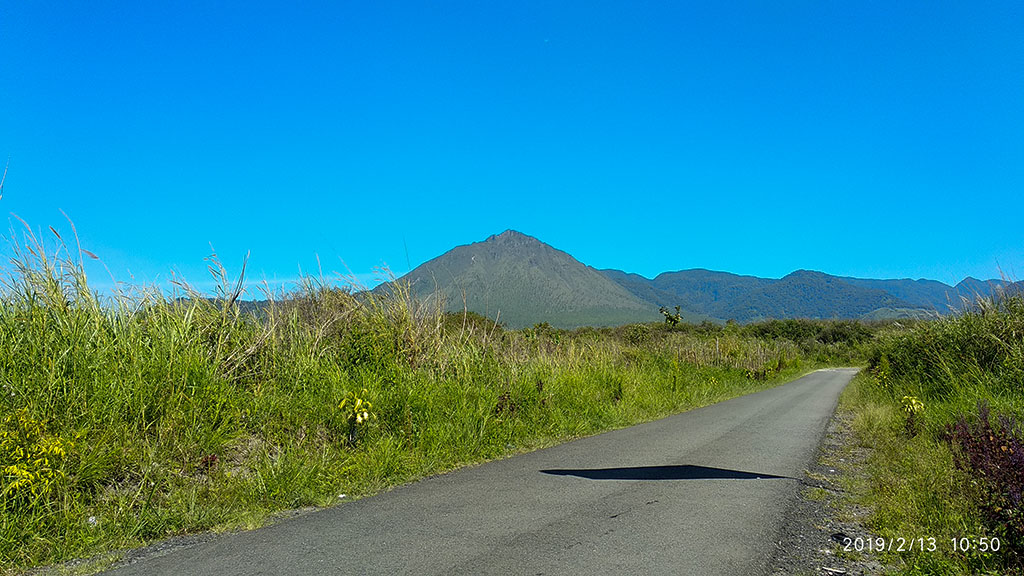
384,230,661,329
739,270,909,321
839,276,957,310
858,307,943,321
606,268,920,323
649,269,773,319
597,269,709,323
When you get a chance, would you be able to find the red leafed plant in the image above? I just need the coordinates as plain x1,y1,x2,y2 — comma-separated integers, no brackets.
944,402,1024,563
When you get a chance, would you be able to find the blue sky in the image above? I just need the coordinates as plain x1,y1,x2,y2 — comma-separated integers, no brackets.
1,1,1022,293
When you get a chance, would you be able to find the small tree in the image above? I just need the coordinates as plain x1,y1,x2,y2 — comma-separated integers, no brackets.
659,305,682,326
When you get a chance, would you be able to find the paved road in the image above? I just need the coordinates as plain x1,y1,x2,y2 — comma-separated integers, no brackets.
104,368,857,576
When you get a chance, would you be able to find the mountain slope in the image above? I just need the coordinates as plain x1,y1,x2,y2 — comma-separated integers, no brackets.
744,270,910,321
839,277,957,311
603,268,916,323
651,269,773,317
952,277,1022,301
597,269,708,323
389,230,661,328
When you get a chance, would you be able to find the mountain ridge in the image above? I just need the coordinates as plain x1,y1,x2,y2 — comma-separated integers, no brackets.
384,230,1019,328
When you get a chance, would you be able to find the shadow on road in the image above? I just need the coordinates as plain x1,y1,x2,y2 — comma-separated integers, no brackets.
540,465,791,481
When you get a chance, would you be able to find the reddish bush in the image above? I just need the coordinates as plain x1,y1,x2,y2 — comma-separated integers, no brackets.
944,402,1024,563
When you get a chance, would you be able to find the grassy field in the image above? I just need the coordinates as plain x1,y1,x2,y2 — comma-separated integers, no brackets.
843,293,1024,575
0,230,873,573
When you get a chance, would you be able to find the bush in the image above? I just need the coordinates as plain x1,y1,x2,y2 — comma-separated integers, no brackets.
944,402,1024,563
1,409,73,508
868,295,1024,399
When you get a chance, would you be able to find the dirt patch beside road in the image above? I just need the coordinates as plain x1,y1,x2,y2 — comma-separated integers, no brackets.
768,399,887,576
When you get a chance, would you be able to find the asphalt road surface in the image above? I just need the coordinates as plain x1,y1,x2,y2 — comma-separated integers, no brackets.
103,368,858,576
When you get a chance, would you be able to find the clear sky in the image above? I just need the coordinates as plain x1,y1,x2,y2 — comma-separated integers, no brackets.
1,2,1022,294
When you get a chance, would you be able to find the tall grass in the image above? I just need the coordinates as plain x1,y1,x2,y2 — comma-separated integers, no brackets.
0,223,830,573
851,291,1024,575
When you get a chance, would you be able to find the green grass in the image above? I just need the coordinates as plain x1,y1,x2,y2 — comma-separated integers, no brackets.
0,226,847,573
841,293,1024,575
840,375,992,575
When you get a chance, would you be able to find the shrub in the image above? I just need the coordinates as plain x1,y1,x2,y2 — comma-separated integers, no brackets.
944,402,1024,563
623,324,651,346
900,395,924,437
868,295,1024,399
659,306,682,326
1,409,73,507
338,388,376,444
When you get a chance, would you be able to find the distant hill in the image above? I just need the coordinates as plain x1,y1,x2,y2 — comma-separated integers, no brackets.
838,277,957,311
378,230,1017,328
740,270,909,322
953,277,1024,302
838,276,1024,312
605,268,913,323
645,269,772,319
381,230,661,329
598,269,709,323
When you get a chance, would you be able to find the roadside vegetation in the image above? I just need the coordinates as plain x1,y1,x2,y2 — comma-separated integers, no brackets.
846,291,1024,575
10,217,1022,576
0,224,874,573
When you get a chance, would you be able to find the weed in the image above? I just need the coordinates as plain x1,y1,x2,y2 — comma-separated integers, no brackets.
338,389,376,445
804,486,828,501
1,409,73,504
900,395,925,437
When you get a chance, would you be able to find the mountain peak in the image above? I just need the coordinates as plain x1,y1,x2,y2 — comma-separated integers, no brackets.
488,229,532,240
483,229,542,248
782,269,830,280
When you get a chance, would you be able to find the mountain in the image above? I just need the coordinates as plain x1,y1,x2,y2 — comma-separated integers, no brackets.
955,277,1005,297
951,277,1024,302
648,269,772,318
838,277,958,311
750,270,910,322
598,269,708,323
607,270,1024,324
384,230,661,329
383,230,1015,328
606,268,913,323
837,276,1024,312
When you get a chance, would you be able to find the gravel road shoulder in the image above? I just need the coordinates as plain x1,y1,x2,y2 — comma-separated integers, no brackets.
767,392,887,576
